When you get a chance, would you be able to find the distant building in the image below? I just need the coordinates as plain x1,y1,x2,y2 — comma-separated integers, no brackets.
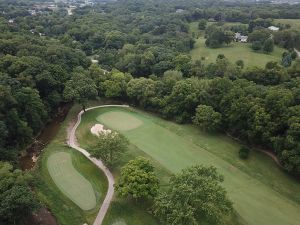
28,9,36,16
235,33,241,40
66,5,77,15
91,59,99,64
8,19,14,23
234,33,248,43
240,36,248,43
268,26,279,31
48,4,58,10
175,9,184,13
67,8,73,15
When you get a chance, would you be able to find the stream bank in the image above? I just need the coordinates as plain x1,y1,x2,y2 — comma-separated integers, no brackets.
20,103,71,225
20,103,71,170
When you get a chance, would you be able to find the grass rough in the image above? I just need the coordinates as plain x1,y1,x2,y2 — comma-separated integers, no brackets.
189,21,285,68
34,103,108,225
274,19,300,31
190,36,284,67
77,107,300,225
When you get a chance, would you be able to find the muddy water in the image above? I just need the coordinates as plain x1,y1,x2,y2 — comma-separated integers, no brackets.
20,104,71,170
20,103,71,225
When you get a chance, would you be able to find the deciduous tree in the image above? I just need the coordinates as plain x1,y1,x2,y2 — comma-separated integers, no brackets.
153,165,232,225
0,162,39,224
63,71,97,111
91,132,128,166
116,157,159,200
193,105,222,131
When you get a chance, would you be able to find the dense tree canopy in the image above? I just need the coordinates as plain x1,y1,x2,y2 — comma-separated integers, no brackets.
0,2,299,217
205,25,234,48
0,162,40,224
63,69,98,111
153,165,233,225
193,104,222,131
1,0,299,176
116,157,159,200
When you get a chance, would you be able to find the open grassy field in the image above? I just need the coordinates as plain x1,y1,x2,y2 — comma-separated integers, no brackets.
77,106,300,225
274,19,300,31
189,21,285,68
190,36,285,67
34,104,108,225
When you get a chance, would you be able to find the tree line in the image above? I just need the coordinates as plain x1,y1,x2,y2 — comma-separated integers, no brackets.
66,53,300,177
0,3,91,223
0,0,299,223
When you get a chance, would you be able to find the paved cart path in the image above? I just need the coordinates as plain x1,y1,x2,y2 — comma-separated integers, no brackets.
68,105,129,225
294,48,300,57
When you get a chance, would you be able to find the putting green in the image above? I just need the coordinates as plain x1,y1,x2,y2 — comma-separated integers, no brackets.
97,111,142,131
47,151,96,210
93,107,300,225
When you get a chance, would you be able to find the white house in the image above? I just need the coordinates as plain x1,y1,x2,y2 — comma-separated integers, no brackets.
268,26,279,31
240,36,248,43
28,9,36,16
235,32,241,40
234,33,248,43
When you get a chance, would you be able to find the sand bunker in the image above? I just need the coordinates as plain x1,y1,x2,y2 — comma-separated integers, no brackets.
91,124,111,136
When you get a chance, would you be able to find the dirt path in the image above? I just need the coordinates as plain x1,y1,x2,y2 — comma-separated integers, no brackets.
67,104,129,225
226,132,283,168
256,148,283,168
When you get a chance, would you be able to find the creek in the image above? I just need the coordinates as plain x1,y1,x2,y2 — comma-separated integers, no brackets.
20,103,71,225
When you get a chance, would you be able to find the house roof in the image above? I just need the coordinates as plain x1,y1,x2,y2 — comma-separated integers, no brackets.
235,33,241,38
268,26,279,31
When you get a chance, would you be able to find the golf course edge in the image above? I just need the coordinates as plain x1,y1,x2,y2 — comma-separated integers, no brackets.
67,104,129,225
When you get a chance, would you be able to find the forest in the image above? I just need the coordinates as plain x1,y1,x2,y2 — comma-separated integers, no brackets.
0,0,299,224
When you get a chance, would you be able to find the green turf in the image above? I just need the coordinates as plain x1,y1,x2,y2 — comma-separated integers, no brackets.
78,107,300,225
112,219,127,225
190,36,284,68
189,21,285,68
97,111,143,131
34,103,108,225
47,152,97,210
274,19,300,31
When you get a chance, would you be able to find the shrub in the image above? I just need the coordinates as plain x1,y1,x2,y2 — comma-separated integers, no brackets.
236,59,244,68
291,51,297,60
239,146,250,159
198,19,207,30
263,38,274,53
193,105,222,132
252,41,262,51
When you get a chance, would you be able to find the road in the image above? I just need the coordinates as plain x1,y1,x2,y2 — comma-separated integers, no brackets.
68,105,129,225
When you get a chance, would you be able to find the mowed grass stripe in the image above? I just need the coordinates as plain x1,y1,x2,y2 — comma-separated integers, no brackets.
97,108,300,225
47,151,97,210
